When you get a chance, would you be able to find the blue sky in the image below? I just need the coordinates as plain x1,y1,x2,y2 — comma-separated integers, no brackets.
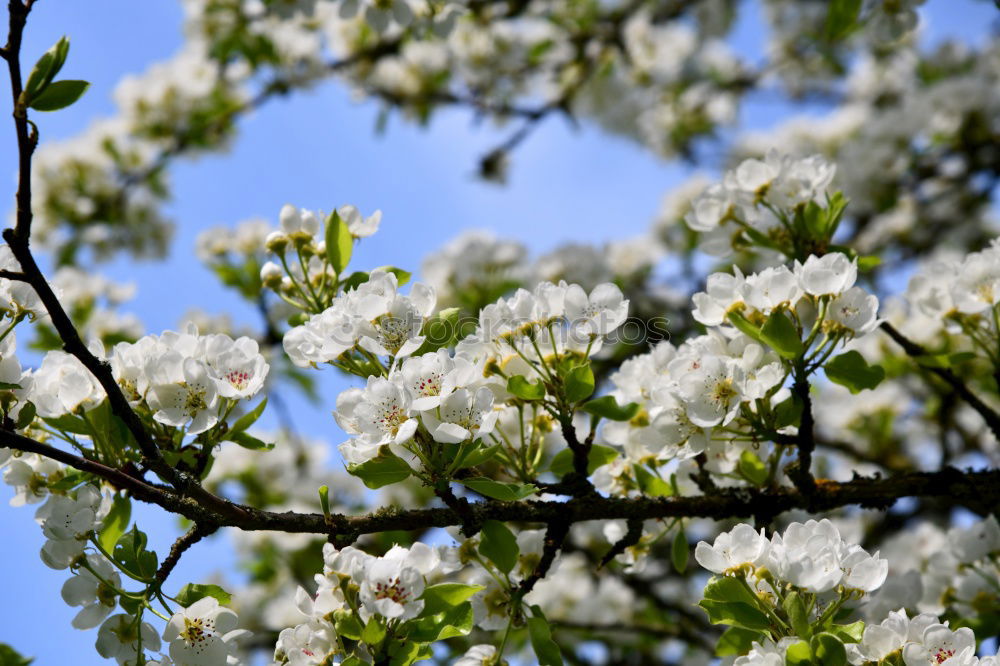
0,1,997,663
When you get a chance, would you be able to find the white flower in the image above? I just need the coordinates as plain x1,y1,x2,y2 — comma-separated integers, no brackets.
734,638,798,666
61,553,120,629
344,376,418,447
564,282,629,337
339,204,382,238
282,307,360,368
273,620,339,665
951,247,1000,314
3,453,61,506
29,350,106,417
358,543,442,621
691,268,746,326
35,484,102,542
794,253,858,296
949,515,1000,563
397,349,470,411
97,614,161,665
200,333,269,399
454,644,497,666
279,204,321,239
828,286,879,336
902,622,976,666
694,523,768,574
422,387,497,444
146,356,220,434
163,596,249,665
676,355,744,427
685,183,738,231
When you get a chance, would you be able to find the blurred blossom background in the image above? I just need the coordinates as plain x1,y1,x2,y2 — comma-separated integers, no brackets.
0,0,997,662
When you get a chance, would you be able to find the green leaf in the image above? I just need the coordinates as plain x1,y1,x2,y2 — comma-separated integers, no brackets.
727,310,764,344
507,375,546,401
581,395,641,421
334,610,363,641
29,79,89,112
406,601,474,642
699,599,772,632
418,307,463,353
773,394,803,429
340,270,370,292
318,485,331,518
229,397,267,435
0,643,33,665
760,311,803,360
715,627,764,657
479,520,519,574
361,617,387,645
387,640,433,666
564,364,595,403
738,450,769,486
857,255,882,272
783,591,811,639
112,526,158,581
98,494,132,554
325,210,353,275
419,583,485,616
374,265,412,285
824,351,885,394
14,400,36,430
228,431,275,451
825,0,863,41
671,528,689,573
634,464,673,497
460,477,536,501
828,621,865,644
549,444,618,477
810,632,847,666
702,576,760,606
527,608,564,666
175,583,232,607
42,413,90,435
452,443,500,470
785,640,813,666
24,35,69,101
347,453,412,489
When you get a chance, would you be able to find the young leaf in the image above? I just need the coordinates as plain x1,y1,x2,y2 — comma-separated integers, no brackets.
175,583,232,607
228,431,275,451
478,520,519,574
738,450,769,486
406,602,474,643
581,395,640,421
760,311,803,359
460,477,537,501
549,444,618,477
361,617,387,645
0,643,33,666
785,640,813,666
347,453,412,489
527,608,564,666
508,375,546,401
824,351,885,394
325,210,353,275
229,397,267,435
825,0,863,41
714,627,764,657
112,527,158,581
29,80,90,112
23,36,69,101
783,591,811,639
727,310,764,344
419,583,485,615
564,364,595,403
810,632,848,666
671,528,689,573
634,464,673,497
698,599,772,631
98,494,132,554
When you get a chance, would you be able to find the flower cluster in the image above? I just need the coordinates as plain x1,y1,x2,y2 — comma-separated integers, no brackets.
696,519,888,594
109,325,269,434
684,150,837,255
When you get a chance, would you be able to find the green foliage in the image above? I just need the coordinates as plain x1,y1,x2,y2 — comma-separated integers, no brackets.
97,494,131,554
175,583,233,607
715,627,764,657
824,351,885,393
0,643,33,665
549,443,618,477
348,453,412,489
227,430,275,451
783,591,811,639
634,464,673,497
229,397,267,435
419,584,484,615
527,606,564,666
738,450,769,486
825,0,863,41
325,210,353,275
29,79,89,111
671,527,689,573
564,364,595,403
699,576,772,632
478,520,519,574
112,526,158,582
760,311,803,359
508,375,546,400
581,395,641,421
460,477,537,501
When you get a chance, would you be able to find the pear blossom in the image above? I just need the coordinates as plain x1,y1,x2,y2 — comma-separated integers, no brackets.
794,253,858,296
163,596,249,665
563,282,630,337
200,333,269,399
828,286,880,336
29,350,106,417
454,645,498,666
97,614,161,664
357,543,444,621
61,553,120,629
146,355,220,434
3,453,62,506
694,523,769,574
421,387,498,444
279,204,321,239
902,621,976,666
338,204,381,238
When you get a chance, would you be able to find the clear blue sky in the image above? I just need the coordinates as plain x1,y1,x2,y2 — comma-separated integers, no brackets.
0,1,996,663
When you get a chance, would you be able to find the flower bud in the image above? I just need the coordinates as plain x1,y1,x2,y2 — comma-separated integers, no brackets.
260,261,283,288
265,231,288,254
